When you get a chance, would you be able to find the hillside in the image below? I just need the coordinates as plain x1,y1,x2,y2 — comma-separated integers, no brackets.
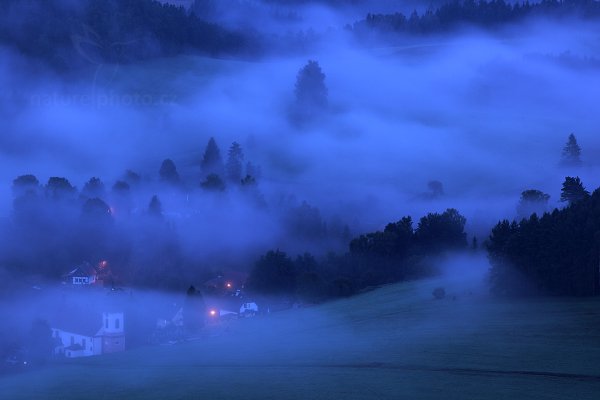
1,258,599,399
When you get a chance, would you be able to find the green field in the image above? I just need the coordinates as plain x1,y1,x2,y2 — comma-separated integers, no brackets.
1,274,600,399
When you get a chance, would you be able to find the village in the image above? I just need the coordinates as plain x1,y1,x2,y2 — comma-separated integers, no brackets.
1,260,273,372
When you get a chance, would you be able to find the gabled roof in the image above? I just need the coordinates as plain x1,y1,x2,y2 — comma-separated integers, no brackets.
64,262,97,279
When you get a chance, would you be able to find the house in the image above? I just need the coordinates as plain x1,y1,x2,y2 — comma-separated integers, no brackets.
63,263,97,286
52,312,125,358
240,302,259,317
63,260,113,287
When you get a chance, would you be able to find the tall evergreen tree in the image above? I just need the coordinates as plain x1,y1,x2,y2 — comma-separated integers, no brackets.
148,195,163,217
295,60,328,108
201,137,223,177
560,176,589,205
225,142,244,183
159,159,180,184
561,133,581,166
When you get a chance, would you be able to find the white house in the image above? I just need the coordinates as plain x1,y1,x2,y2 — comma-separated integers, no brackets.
63,263,97,286
239,302,258,317
52,312,125,358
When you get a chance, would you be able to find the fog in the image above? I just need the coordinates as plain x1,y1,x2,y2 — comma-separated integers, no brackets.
2,16,599,238
1,1,600,385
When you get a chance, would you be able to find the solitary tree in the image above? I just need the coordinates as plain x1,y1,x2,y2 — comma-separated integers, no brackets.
225,142,244,183
295,60,328,109
517,189,550,219
201,137,223,176
148,195,163,217
426,180,444,199
159,159,180,184
560,176,589,205
561,133,581,166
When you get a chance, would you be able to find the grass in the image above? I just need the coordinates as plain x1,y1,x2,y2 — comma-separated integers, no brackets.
1,273,600,399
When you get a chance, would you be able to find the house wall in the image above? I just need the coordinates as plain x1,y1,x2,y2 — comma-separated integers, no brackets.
71,275,96,285
52,329,100,357
102,335,125,353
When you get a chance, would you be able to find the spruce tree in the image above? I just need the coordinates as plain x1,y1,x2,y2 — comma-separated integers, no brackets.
225,142,244,183
560,176,589,205
561,133,581,166
201,137,223,177
159,159,180,184
295,60,328,108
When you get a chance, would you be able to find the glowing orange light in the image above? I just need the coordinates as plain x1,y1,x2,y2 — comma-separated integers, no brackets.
226,283,232,288
209,310,217,316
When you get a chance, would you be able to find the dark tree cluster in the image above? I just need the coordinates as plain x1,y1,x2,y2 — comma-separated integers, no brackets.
351,0,600,38
0,0,255,70
5,166,191,289
488,177,599,297
247,208,468,302
199,137,262,194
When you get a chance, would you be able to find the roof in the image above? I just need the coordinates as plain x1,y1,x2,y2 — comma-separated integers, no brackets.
64,262,97,279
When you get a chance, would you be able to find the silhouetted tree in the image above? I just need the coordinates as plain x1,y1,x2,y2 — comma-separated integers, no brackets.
560,176,589,205
517,189,550,219
45,177,76,201
82,197,112,220
286,201,326,240
159,159,180,184
111,180,132,216
112,180,130,194
200,173,225,191
426,180,444,199
247,250,296,296
488,185,600,296
123,170,141,186
148,195,163,217
12,174,40,198
201,137,223,177
415,208,467,251
225,142,244,183
561,133,581,166
82,177,106,199
295,60,328,109
183,286,206,333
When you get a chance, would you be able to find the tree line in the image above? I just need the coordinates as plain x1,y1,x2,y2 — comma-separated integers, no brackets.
488,175,600,297
0,0,256,70
351,0,600,38
246,208,469,303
